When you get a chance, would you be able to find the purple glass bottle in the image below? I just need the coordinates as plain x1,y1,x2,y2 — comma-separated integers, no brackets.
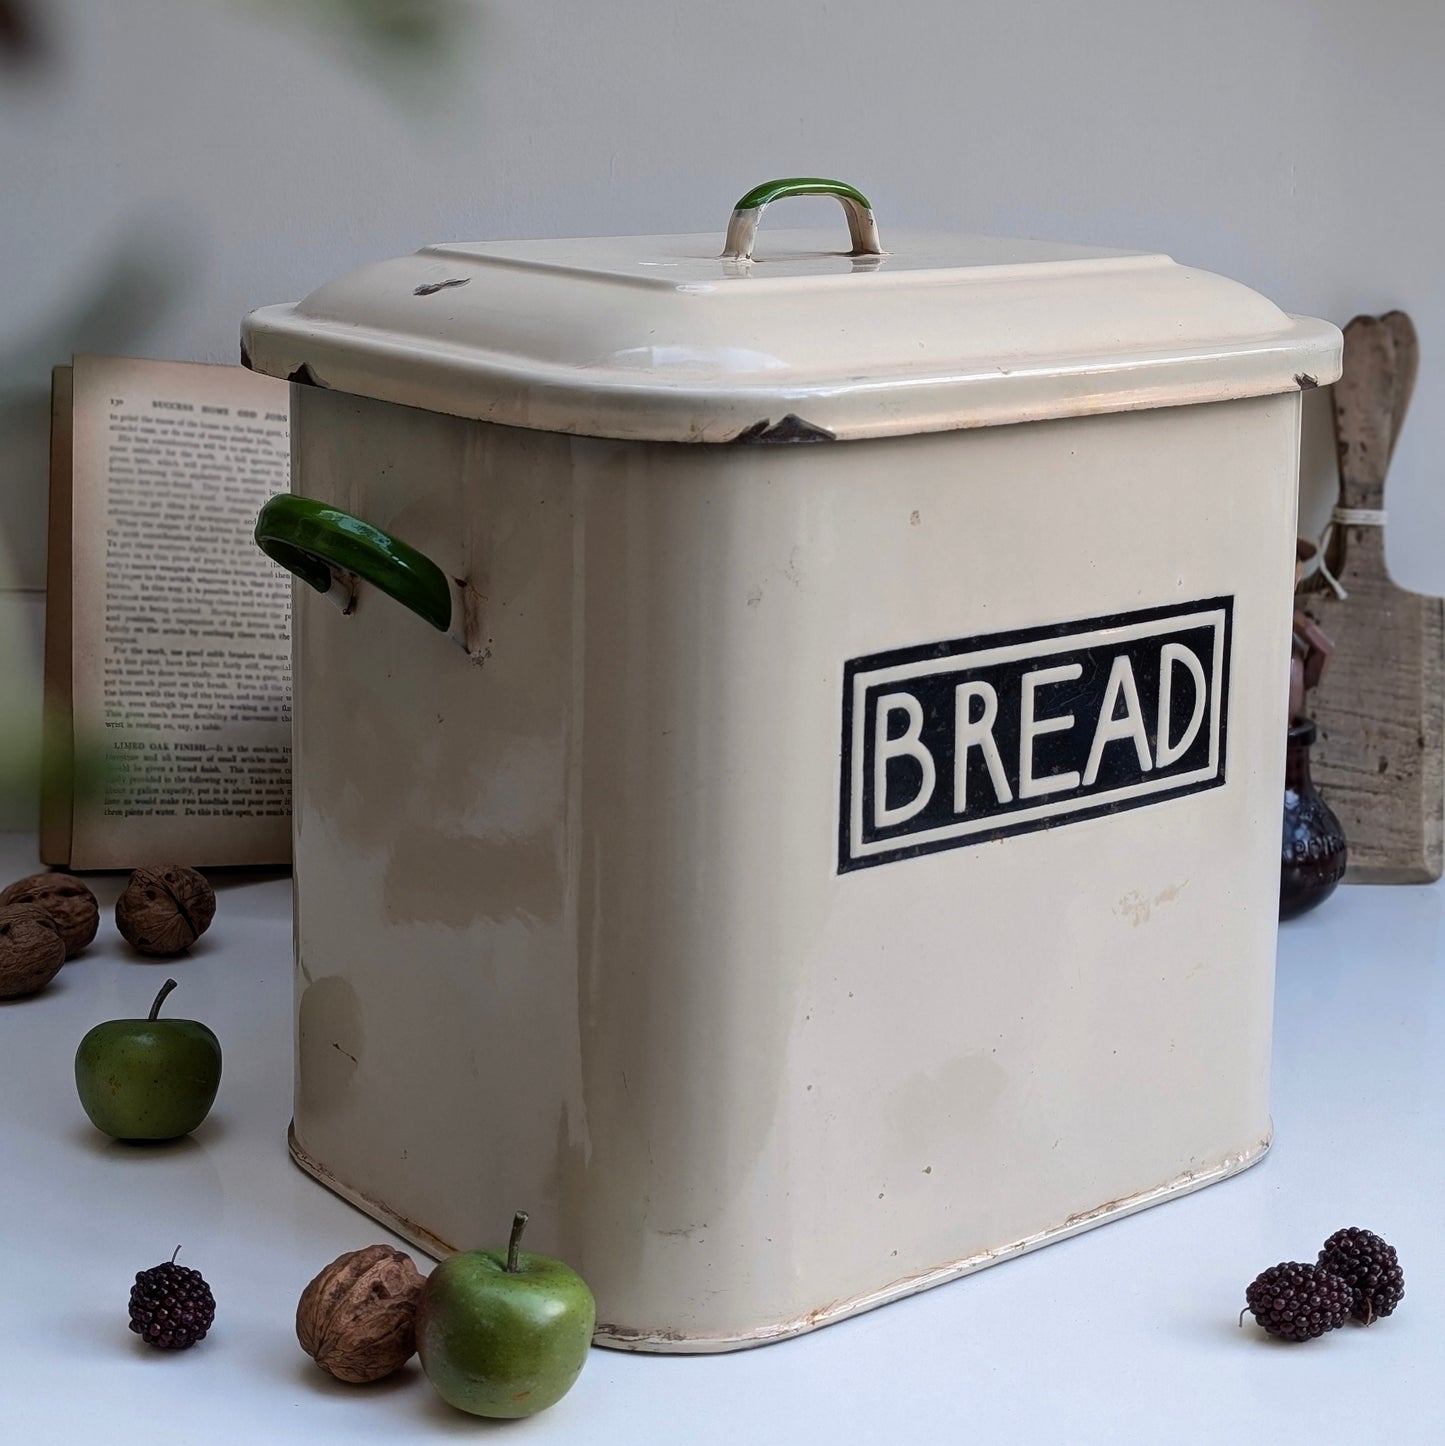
1280,719,1348,920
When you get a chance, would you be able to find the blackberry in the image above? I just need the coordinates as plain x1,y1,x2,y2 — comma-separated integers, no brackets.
1242,1261,1351,1342
128,1248,215,1350
1318,1227,1404,1324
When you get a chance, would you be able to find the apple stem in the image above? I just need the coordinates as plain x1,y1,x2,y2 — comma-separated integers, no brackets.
506,1211,529,1273
148,979,179,1021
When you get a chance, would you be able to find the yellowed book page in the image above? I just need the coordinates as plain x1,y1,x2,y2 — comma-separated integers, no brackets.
39,366,75,866
68,355,292,869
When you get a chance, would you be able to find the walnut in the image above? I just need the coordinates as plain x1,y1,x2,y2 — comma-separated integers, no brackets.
296,1244,426,1383
0,872,99,959
0,903,67,997
115,865,216,956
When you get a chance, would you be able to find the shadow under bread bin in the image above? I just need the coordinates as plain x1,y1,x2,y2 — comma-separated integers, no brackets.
243,178,1342,1352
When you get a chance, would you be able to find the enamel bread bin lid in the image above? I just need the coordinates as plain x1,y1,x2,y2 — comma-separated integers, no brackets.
242,177,1339,441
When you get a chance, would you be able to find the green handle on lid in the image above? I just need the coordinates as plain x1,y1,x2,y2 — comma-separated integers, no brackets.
732,177,873,213
254,494,452,633
723,177,882,261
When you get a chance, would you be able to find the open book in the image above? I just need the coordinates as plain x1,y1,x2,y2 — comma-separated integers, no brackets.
42,355,293,870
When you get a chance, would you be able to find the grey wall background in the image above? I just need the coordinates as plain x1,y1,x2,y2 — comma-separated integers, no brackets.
3,0,1442,827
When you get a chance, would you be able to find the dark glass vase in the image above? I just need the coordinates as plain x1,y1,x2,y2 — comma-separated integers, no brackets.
1280,719,1348,920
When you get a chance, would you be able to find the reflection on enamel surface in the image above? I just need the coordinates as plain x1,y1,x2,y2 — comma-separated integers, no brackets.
602,344,789,375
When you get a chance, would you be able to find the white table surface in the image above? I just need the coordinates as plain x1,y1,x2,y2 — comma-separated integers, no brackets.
3,831,1442,1444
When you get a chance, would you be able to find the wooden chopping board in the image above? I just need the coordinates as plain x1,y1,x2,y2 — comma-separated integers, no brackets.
1298,312,1444,882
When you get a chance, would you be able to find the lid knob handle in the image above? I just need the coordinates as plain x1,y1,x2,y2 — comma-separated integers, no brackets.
722,177,882,262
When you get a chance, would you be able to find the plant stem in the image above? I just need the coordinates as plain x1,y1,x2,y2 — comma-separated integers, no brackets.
506,1211,529,1273
149,979,179,1021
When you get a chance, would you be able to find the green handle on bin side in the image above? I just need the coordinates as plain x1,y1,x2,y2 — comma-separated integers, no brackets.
254,495,452,633
723,177,882,261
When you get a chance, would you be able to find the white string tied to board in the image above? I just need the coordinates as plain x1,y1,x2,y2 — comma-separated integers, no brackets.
1314,506,1388,601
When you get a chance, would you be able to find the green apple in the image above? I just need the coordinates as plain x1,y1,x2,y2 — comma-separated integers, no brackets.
75,979,221,1141
417,1211,595,1419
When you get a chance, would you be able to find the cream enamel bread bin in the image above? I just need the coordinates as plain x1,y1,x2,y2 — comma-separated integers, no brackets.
244,178,1342,1352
